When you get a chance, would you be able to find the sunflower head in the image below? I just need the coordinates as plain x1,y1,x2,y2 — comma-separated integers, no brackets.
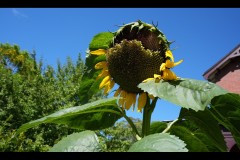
106,20,171,93
113,20,171,51
91,20,182,111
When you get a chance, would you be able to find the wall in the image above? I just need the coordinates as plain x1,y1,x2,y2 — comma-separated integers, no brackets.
214,57,240,94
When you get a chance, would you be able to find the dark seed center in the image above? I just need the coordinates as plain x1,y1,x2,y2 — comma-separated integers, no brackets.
107,40,165,93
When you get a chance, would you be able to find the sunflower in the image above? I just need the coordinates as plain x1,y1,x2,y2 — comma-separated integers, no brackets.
91,20,183,112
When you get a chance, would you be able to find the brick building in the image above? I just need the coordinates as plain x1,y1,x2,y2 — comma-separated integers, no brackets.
203,44,240,152
203,44,240,94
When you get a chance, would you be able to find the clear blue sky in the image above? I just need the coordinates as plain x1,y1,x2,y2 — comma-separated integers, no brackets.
1,8,240,121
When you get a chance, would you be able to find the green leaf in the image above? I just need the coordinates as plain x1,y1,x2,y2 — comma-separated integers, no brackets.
194,132,223,152
175,120,225,152
78,77,103,104
150,121,210,151
16,98,123,134
49,131,101,152
210,93,240,148
89,32,114,51
79,54,107,104
78,79,96,104
179,108,227,152
169,126,209,152
149,121,167,134
138,78,227,111
84,54,106,76
128,133,188,152
79,32,113,104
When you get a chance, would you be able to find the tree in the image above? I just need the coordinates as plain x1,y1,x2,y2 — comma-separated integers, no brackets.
96,118,142,152
0,43,103,151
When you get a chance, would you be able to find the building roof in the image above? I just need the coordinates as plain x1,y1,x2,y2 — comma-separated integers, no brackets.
203,44,240,81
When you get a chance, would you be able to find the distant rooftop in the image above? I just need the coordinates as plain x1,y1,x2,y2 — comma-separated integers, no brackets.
203,44,240,81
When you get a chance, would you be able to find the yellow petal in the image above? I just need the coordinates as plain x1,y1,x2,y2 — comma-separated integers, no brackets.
148,94,155,100
160,63,166,71
142,77,155,83
174,59,183,67
119,90,127,108
162,69,177,80
103,86,109,95
165,50,174,61
95,61,107,70
99,76,110,89
154,74,161,79
126,93,137,109
153,74,161,83
103,79,115,95
125,93,136,110
132,94,137,106
90,49,106,55
109,79,115,90
119,99,125,109
96,69,109,80
137,92,147,112
165,59,175,68
114,87,122,97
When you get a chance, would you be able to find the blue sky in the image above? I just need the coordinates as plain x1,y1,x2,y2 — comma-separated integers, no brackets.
1,8,240,121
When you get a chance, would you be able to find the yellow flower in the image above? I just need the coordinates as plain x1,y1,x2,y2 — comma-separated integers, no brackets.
160,50,183,80
90,20,182,112
143,74,162,83
143,50,183,82
91,48,148,112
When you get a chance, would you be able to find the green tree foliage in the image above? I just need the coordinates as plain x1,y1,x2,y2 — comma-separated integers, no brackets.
0,43,103,151
96,118,142,152
0,43,37,77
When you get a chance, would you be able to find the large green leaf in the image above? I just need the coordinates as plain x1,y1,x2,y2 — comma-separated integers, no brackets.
89,32,114,51
128,133,188,152
194,132,223,152
174,120,223,151
49,131,101,152
179,108,227,152
138,78,227,111
16,98,123,134
169,126,209,152
210,93,240,148
86,32,113,75
84,54,106,78
150,121,211,151
79,55,106,104
78,78,103,104
149,121,167,134
78,32,113,104
78,55,106,104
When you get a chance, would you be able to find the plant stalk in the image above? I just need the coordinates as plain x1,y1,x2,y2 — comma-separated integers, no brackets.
142,97,158,137
123,114,141,137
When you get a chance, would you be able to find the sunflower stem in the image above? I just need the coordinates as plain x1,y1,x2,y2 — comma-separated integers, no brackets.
150,97,158,114
123,114,141,138
162,118,178,133
142,97,151,137
142,97,158,137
